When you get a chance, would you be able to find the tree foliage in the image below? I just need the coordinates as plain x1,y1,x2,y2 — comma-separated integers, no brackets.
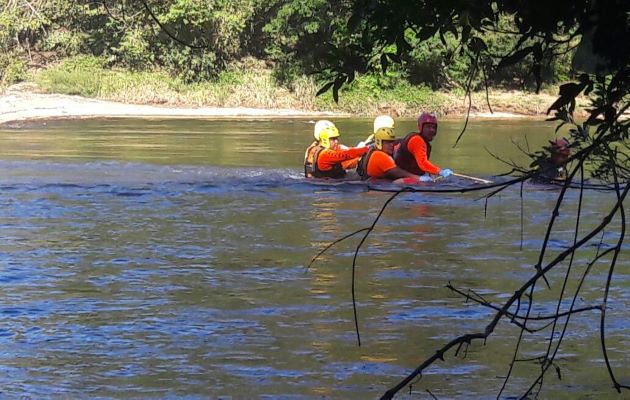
1,0,582,88
1,0,256,82
308,0,628,95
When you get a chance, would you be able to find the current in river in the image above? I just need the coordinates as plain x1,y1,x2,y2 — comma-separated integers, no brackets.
0,118,627,399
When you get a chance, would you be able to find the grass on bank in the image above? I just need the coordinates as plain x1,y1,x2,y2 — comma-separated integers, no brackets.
29,55,569,117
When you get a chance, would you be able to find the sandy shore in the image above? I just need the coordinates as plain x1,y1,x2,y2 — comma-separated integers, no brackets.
0,84,540,126
0,86,348,127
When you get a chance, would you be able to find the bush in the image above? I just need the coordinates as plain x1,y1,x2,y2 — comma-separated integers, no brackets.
110,29,153,70
41,30,85,57
312,73,447,115
35,55,105,96
0,53,28,84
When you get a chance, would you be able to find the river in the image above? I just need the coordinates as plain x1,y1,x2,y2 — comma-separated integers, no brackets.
0,117,627,399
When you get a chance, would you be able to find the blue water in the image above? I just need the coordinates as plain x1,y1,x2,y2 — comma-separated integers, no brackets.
0,119,628,399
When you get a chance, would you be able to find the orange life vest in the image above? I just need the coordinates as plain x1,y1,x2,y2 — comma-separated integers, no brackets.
303,141,319,178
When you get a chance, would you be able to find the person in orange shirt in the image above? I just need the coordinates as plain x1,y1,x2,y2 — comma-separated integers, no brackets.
357,116,431,184
310,121,368,179
394,112,453,178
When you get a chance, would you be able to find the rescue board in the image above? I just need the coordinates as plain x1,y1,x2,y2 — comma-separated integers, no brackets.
303,175,495,192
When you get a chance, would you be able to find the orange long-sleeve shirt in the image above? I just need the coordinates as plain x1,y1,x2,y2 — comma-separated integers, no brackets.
316,146,368,171
406,135,441,174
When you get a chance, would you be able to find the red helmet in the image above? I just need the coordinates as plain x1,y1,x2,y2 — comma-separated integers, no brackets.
552,137,569,148
417,112,438,132
549,137,570,156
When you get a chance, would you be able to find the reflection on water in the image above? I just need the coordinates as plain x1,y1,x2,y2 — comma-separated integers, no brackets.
0,119,628,398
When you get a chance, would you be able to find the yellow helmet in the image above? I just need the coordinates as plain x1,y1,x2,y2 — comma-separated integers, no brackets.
317,123,340,148
314,120,336,142
374,127,396,150
373,115,395,134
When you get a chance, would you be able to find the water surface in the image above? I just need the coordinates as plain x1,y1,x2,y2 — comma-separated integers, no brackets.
0,118,627,399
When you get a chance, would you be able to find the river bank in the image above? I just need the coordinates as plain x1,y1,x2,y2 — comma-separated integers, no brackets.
1,57,588,125
0,82,578,127
0,83,346,127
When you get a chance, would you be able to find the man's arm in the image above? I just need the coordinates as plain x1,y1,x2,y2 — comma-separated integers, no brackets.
318,147,368,170
408,136,441,174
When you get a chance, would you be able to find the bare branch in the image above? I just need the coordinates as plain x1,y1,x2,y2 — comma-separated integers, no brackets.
447,284,601,323
350,189,410,346
599,161,629,392
380,181,630,400
305,227,370,273
453,51,480,148
138,0,209,49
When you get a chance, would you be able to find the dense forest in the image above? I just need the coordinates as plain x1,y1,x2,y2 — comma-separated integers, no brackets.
0,0,577,113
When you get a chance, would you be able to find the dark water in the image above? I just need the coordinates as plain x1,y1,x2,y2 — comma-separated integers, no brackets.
0,118,628,399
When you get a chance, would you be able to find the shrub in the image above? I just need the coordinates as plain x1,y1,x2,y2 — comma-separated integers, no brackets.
0,53,28,84
35,55,105,96
41,30,85,57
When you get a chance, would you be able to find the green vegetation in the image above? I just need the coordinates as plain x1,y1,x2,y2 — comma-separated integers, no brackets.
31,55,559,116
1,1,579,115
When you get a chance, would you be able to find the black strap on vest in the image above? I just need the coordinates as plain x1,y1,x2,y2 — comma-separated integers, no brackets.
356,147,378,180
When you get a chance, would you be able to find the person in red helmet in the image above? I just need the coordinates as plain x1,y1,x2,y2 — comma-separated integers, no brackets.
394,112,453,178
531,137,572,183
357,115,431,184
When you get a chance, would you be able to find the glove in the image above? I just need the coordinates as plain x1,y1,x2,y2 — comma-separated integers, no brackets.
439,168,453,178
418,175,433,182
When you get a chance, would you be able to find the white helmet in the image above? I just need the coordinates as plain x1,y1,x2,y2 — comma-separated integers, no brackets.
314,120,336,141
373,115,395,134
